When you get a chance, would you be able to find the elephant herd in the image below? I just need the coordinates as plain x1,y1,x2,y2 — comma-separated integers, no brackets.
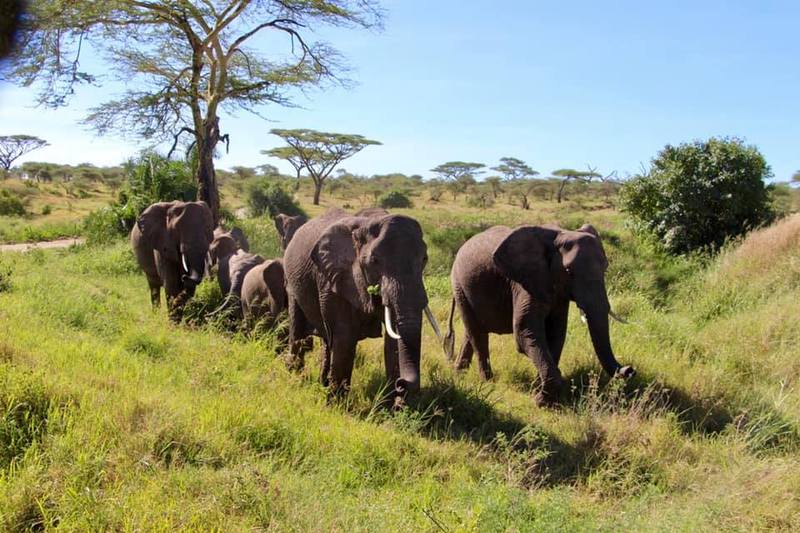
132,200,635,407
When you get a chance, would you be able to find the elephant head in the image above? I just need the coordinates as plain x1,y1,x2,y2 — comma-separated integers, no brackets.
209,233,240,266
274,214,308,250
311,214,433,396
493,223,634,378
138,201,214,295
214,226,250,253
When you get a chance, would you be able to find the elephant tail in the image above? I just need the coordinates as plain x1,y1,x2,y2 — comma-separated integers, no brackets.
443,296,456,361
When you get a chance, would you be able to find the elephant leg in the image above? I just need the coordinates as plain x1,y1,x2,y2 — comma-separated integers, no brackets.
545,300,569,368
454,338,474,371
514,316,563,406
287,298,311,372
453,297,491,378
319,340,332,387
161,264,186,322
147,275,162,309
383,335,400,389
328,334,358,397
471,330,492,381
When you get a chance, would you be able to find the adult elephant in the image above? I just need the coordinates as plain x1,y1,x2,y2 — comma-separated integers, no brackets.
274,214,308,250
131,201,214,321
283,208,441,402
444,223,634,406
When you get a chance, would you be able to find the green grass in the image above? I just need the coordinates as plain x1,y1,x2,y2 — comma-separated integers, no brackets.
0,201,798,529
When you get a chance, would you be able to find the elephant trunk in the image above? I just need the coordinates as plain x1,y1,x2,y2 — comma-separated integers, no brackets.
392,304,423,398
181,247,207,292
583,296,635,379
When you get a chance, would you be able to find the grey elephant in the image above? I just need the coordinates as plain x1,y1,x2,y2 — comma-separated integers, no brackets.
283,208,441,401
208,233,264,318
444,223,634,406
213,225,250,253
130,200,214,321
274,214,308,250
241,260,287,326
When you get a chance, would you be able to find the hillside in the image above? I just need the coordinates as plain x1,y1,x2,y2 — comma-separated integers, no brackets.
0,207,798,530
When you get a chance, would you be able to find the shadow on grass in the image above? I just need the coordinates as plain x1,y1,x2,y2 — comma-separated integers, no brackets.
560,364,735,434
356,368,596,488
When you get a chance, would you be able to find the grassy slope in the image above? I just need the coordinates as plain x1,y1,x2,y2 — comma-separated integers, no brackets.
0,198,798,530
0,180,116,243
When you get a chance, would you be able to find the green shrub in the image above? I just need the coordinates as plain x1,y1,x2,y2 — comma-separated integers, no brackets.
0,260,11,293
466,189,494,209
620,137,774,254
246,180,305,218
378,190,413,209
84,152,197,244
427,223,490,274
41,204,52,215
0,190,26,217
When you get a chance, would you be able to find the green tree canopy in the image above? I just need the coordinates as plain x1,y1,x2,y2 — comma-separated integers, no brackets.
552,168,602,203
266,128,381,205
491,157,538,181
9,0,382,221
0,135,48,172
430,161,485,182
620,137,774,253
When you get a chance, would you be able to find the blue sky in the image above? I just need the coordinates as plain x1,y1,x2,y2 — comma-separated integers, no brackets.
1,0,798,181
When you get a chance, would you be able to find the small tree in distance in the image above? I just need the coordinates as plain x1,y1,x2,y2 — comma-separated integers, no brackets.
492,157,538,182
0,135,48,176
267,129,381,205
431,161,485,183
552,168,602,203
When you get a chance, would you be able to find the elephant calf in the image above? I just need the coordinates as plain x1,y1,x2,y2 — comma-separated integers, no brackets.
445,223,634,406
131,201,214,321
208,233,264,318
241,260,287,326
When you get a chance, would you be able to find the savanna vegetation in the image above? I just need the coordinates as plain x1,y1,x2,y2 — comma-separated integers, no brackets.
1,161,799,528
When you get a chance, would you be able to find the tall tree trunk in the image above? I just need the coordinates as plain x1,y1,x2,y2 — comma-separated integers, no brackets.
197,117,221,224
313,179,322,205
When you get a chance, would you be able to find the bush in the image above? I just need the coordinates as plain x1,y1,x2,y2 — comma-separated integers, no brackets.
0,190,26,217
620,137,774,254
246,180,305,218
83,152,197,244
378,190,412,209
41,204,52,215
428,223,490,263
466,189,494,209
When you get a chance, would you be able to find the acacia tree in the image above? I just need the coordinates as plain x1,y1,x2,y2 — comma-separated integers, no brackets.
9,1,382,221
552,168,602,203
430,161,485,183
0,135,48,176
492,157,538,181
484,175,502,198
261,146,306,191
267,128,381,205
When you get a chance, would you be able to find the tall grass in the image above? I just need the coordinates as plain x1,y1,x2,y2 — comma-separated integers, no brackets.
0,210,798,529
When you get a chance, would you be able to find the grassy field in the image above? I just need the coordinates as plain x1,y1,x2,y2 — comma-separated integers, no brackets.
0,194,798,530
0,180,116,244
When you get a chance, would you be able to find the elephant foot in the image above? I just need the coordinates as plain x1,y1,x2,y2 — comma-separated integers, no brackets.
615,365,636,379
284,353,305,373
534,376,563,407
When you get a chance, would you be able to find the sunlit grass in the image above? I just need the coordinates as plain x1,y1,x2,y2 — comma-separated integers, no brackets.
0,203,798,529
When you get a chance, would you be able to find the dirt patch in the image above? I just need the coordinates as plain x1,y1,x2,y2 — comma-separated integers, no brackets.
0,238,85,253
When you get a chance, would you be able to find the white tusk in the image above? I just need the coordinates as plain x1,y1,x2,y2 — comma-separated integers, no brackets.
181,253,189,273
609,309,629,324
424,305,442,341
384,306,402,340
580,309,587,324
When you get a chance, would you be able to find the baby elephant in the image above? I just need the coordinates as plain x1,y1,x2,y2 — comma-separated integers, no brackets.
208,233,264,318
445,223,634,406
241,259,287,326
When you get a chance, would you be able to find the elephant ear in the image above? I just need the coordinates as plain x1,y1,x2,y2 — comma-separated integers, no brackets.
274,214,289,240
137,203,175,259
311,221,367,312
578,223,600,238
492,226,555,303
